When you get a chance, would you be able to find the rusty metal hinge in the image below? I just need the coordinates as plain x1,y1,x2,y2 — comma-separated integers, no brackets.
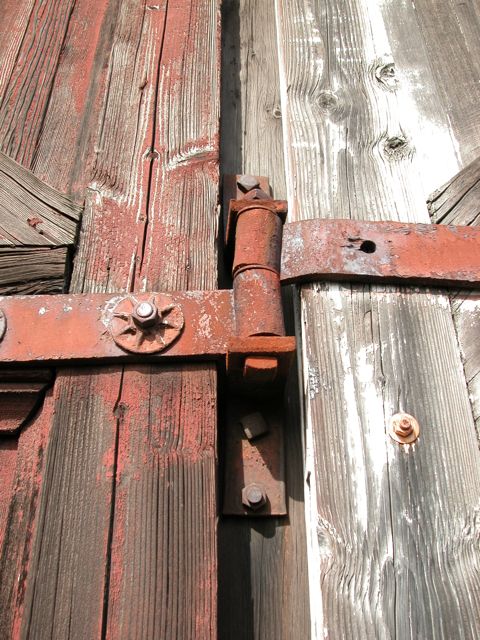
1,174,480,516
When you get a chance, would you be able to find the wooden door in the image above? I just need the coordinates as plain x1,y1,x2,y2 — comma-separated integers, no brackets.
1,1,480,639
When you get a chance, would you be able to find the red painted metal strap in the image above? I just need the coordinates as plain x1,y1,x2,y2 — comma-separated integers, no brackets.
281,219,480,287
0,291,234,365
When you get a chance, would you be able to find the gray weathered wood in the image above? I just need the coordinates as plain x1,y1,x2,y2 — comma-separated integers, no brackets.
0,247,68,294
275,0,480,637
0,150,82,293
0,151,81,246
219,2,310,638
428,157,480,434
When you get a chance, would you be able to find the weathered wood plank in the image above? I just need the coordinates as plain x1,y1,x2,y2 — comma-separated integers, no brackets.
219,2,310,638
0,0,76,165
0,389,55,637
0,151,81,246
415,0,480,451
99,3,220,637
275,0,480,637
0,0,116,636
17,1,221,638
0,0,35,99
18,371,122,639
0,0,113,294
411,0,480,165
0,247,68,294
106,365,217,639
428,156,480,226
428,157,480,434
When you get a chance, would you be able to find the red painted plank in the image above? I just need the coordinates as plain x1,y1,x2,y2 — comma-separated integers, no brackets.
0,389,54,637
8,2,222,639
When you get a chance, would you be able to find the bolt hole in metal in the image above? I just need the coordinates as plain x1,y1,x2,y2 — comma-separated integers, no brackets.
359,240,376,253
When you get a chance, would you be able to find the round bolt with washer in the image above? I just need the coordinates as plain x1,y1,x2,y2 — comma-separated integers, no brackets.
389,412,420,444
242,483,267,511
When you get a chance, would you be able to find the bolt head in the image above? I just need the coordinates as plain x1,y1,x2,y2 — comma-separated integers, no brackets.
242,483,267,511
395,417,413,436
237,174,260,193
389,412,420,444
132,300,158,328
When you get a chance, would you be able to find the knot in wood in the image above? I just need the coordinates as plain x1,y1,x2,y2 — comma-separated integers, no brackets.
374,57,399,91
317,90,339,114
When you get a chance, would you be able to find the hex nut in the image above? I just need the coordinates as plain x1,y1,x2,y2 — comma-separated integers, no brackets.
242,483,267,511
240,412,269,441
389,412,420,444
132,300,158,328
237,174,260,192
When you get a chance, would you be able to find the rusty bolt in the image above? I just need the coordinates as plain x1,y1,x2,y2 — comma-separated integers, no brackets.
389,412,420,444
237,174,260,193
132,300,158,329
242,483,267,511
240,411,269,441
0,310,6,343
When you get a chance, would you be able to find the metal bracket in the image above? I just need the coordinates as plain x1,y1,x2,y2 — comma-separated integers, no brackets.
222,175,292,516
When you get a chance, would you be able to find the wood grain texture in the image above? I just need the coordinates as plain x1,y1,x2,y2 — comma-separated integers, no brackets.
411,0,480,165
428,157,480,434
428,156,480,226
219,2,310,638
0,150,81,246
275,0,480,637
17,1,221,639
0,0,113,179
0,3,115,634
105,365,216,639
0,247,68,294
415,0,480,457
0,0,77,165
0,388,54,638
0,0,114,294
0,0,136,637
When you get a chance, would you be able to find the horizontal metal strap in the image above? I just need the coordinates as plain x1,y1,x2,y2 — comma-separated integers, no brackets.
0,219,478,366
0,291,235,365
281,219,480,287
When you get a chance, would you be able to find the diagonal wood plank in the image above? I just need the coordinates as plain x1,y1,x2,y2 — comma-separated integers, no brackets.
428,157,480,434
275,0,480,637
0,151,81,246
